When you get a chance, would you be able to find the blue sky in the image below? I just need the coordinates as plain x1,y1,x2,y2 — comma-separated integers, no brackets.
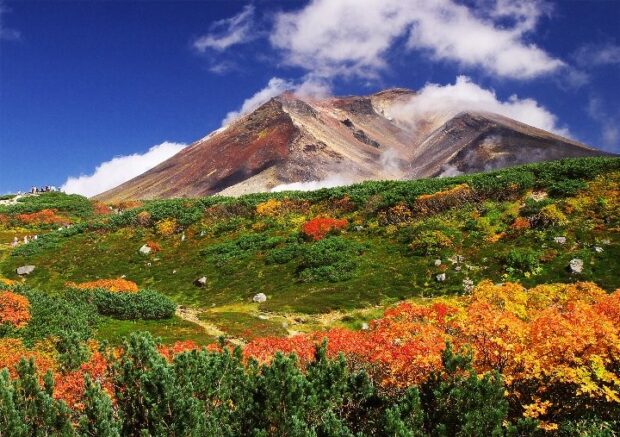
0,0,619,195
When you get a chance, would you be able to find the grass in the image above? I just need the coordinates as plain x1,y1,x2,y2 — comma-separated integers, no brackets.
96,316,215,345
198,311,288,340
1,158,618,344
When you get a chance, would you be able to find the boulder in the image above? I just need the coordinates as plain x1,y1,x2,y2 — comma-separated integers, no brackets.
139,244,151,255
594,246,604,253
253,293,267,303
569,258,584,274
194,276,207,287
553,236,566,245
361,322,369,330
436,273,446,282
16,265,35,276
434,259,442,266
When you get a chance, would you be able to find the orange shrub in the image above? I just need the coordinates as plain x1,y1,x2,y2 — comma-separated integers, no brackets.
0,338,56,379
511,217,531,230
92,201,111,215
301,217,348,241
65,278,139,293
0,291,31,328
146,240,161,252
16,209,69,225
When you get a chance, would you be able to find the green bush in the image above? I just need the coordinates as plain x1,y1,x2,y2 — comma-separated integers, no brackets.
12,286,99,345
504,248,541,276
407,230,453,256
265,242,303,265
201,233,284,265
548,179,588,197
297,237,364,282
91,289,176,320
0,334,536,435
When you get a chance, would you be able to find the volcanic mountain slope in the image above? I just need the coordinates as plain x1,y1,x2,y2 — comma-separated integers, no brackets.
95,89,606,201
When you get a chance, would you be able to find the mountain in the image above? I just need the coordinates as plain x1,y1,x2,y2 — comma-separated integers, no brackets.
95,89,607,201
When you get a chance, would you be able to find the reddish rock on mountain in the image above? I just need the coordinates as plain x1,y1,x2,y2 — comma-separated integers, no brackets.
95,89,607,201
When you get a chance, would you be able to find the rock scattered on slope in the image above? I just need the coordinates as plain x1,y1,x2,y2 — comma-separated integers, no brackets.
569,259,584,274
436,273,446,282
194,276,207,287
139,244,151,255
253,293,267,303
16,265,35,275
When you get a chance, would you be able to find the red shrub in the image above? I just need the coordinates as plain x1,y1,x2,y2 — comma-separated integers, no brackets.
302,217,348,241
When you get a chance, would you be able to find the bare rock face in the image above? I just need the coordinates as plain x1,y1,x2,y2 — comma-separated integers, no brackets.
94,89,609,201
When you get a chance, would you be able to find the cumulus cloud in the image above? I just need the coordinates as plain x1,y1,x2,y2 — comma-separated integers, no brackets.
221,76,332,126
387,76,569,137
193,5,255,52
61,142,186,197
0,2,20,41
574,42,620,67
270,0,563,80
221,77,294,126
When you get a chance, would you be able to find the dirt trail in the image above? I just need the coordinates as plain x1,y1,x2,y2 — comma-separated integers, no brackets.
175,306,245,346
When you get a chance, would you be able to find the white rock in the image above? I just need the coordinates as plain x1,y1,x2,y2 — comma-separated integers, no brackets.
139,244,152,255
569,258,584,274
16,265,35,275
181,233,186,242
436,273,446,282
194,276,207,287
553,236,566,244
594,246,604,253
361,322,369,330
253,293,267,303
434,259,442,266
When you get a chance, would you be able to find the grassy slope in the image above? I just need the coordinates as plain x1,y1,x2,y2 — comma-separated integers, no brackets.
1,157,619,343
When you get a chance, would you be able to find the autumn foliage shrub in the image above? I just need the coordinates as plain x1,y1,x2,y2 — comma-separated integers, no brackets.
0,291,31,328
155,217,178,236
301,217,348,241
65,278,139,293
135,210,152,226
413,184,476,215
16,208,69,226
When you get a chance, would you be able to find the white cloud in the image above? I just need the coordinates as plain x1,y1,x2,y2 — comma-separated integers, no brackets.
575,43,620,67
61,141,186,197
270,0,563,80
193,5,255,52
0,2,20,41
388,76,569,137
221,76,332,126
588,97,619,150
221,77,293,126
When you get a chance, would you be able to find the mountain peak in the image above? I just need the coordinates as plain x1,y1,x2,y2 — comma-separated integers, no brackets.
94,88,607,201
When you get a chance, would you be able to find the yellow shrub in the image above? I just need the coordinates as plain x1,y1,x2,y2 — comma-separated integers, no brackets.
155,218,178,236
256,199,283,217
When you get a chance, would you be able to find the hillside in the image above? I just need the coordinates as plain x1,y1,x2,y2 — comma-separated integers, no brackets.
2,157,618,339
94,90,606,201
1,157,619,433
